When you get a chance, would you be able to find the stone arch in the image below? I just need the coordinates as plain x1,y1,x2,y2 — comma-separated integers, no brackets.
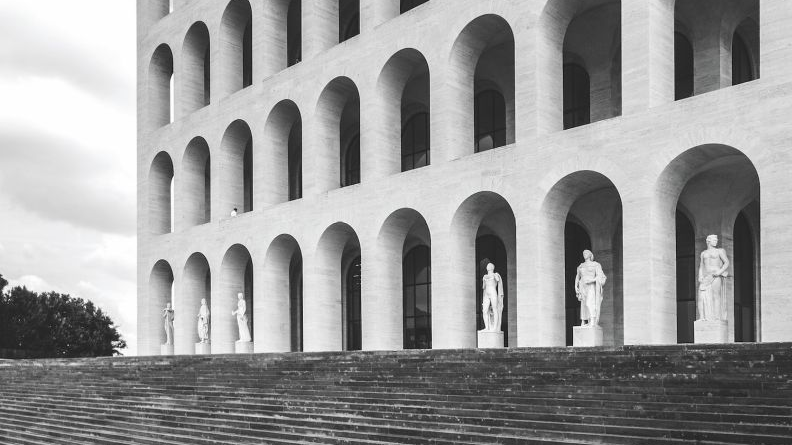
438,192,516,349
366,208,431,350
182,21,211,114
657,144,760,343
376,48,430,175
147,260,174,355
216,244,254,353
149,151,174,235
446,14,515,157
177,253,211,354
180,137,211,228
732,17,760,85
219,0,253,97
263,100,302,204
261,234,303,352
314,77,360,192
535,171,623,347
219,120,253,216
142,0,170,30
305,222,361,351
148,44,173,130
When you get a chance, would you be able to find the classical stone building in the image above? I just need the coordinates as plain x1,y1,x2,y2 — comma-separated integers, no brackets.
137,0,790,356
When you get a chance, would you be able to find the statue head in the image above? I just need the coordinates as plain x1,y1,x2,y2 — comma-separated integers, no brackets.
237,292,244,300
200,298,207,305
166,302,172,309
706,234,718,247
583,250,594,261
486,263,495,273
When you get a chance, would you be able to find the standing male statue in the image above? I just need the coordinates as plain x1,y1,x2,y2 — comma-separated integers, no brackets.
162,302,175,345
697,234,730,321
574,250,607,327
480,263,504,332
232,292,252,342
197,298,210,343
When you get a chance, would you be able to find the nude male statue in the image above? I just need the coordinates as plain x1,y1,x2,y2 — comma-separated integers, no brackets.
162,303,175,345
480,263,504,332
574,250,607,327
697,235,730,321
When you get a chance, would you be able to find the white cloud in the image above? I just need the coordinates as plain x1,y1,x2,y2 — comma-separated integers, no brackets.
7,275,58,293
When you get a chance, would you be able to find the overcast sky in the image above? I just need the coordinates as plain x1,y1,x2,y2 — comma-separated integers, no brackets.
0,1,138,354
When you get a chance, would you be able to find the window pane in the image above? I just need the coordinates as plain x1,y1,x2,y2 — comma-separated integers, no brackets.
415,284,429,315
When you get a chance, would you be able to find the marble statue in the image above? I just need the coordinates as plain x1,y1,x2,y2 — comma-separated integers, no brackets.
574,250,607,327
197,298,210,343
162,303,174,345
232,292,251,342
697,234,730,321
480,263,504,332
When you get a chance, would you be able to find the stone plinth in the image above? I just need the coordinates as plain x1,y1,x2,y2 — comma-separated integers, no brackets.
573,326,604,347
477,331,504,348
160,344,174,355
235,341,254,354
195,342,211,355
694,320,729,344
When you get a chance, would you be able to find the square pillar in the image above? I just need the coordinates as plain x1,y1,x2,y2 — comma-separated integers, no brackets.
302,0,337,60
761,0,792,82
621,0,675,115
360,0,398,33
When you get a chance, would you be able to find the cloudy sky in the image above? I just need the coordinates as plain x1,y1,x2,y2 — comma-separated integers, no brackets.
0,1,138,354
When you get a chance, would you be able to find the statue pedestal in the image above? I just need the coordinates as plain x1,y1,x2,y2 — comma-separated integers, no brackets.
160,344,174,355
235,341,254,354
195,342,211,355
694,320,728,344
573,326,604,347
477,331,504,348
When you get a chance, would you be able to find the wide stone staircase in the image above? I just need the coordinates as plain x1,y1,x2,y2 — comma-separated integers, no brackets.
0,343,790,444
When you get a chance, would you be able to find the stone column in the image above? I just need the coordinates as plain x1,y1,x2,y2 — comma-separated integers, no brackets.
360,235,403,351
302,249,343,352
621,0,675,115
360,0,399,33
260,0,290,78
431,230,476,349
761,0,792,82
431,63,469,164
692,16,729,95
302,0,337,60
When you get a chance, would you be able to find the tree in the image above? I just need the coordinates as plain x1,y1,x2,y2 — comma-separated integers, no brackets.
0,283,126,358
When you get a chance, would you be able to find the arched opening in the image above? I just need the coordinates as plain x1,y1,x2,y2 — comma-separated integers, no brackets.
400,0,427,14
287,0,301,66
339,0,360,42
537,171,623,347
219,0,253,97
216,244,253,353
674,31,694,100
660,144,760,344
149,151,174,235
148,260,174,355
264,100,302,204
307,222,361,351
346,256,362,350
445,15,514,159
370,208,431,351
178,253,211,354
262,235,303,352
445,192,516,349
219,120,253,216
315,77,360,192
148,44,174,130
676,210,696,343
377,48,430,175
563,64,590,129
181,137,211,227
732,17,759,86
561,1,621,128
183,22,211,114
564,221,592,345
404,245,431,349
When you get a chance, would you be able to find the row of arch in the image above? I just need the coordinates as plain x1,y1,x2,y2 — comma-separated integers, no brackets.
146,143,761,354
147,0,759,133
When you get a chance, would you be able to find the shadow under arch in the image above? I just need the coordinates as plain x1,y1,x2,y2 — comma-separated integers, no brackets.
147,259,174,355
261,234,303,352
177,252,211,354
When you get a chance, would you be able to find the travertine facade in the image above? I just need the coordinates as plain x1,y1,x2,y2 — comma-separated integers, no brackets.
138,0,791,356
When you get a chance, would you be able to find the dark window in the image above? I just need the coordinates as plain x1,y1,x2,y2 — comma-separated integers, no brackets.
287,0,302,66
403,245,431,349
676,211,696,343
476,235,508,346
732,33,755,86
400,0,428,14
290,254,303,352
204,156,211,222
564,221,591,346
288,121,302,200
401,112,430,171
339,0,360,42
675,32,694,100
342,135,360,187
734,212,756,342
243,21,252,88
203,45,211,105
563,64,590,129
346,256,362,351
474,90,506,152
243,139,253,212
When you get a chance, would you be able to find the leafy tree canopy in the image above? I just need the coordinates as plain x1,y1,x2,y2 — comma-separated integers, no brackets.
0,276,126,358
